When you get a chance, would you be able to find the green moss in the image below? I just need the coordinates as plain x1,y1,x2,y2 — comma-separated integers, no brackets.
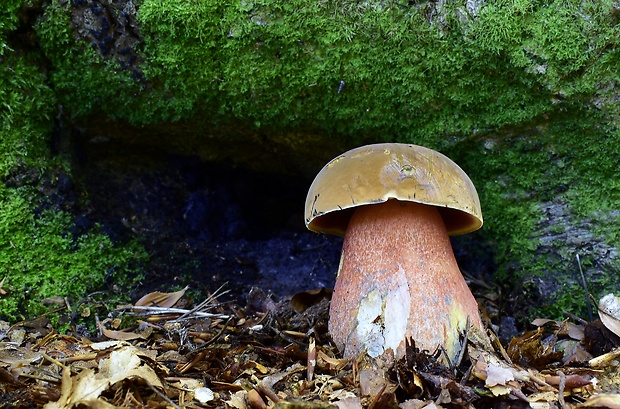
34,1,145,121
0,4,147,322
452,110,620,321
34,0,618,143
0,182,147,321
0,0,22,39
0,53,53,174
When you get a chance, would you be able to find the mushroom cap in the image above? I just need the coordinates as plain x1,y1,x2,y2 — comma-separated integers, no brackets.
305,143,483,236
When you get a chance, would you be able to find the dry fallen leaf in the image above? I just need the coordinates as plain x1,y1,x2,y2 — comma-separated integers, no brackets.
226,389,249,409
44,346,163,409
529,391,559,409
44,365,114,409
532,317,585,341
334,396,363,409
98,320,145,341
135,285,189,308
0,344,43,368
579,393,620,408
397,399,428,409
316,350,349,371
485,362,515,387
507,327,563,369
599,294,620,338
290,288,332,312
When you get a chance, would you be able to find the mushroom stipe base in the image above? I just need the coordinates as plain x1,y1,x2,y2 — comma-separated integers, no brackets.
328,199,483,361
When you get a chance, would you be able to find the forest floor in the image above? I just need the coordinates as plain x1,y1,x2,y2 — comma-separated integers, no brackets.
1,283,620,409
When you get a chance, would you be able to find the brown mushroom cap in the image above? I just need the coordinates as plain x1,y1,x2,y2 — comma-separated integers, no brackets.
305,143,483,236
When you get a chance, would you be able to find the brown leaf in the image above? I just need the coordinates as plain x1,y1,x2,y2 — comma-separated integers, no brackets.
290,288,332,312
531,318,555,327
507,328,563,369
99,322,145,341
44,346,163,409
135,285,189,308
544,374,591,389
584,321,620,356
579,393,620,409
359,368,389,397
316,350,349,371
0,345,43,368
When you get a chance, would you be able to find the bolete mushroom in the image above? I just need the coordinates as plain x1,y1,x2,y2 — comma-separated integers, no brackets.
304,143,483,361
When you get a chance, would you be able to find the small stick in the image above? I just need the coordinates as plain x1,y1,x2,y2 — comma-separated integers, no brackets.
173,283,230,321
146,380,180,409
248,389,267,409
576,254,593,322
118,305,229,320
557,370,569,409
257,382,280,404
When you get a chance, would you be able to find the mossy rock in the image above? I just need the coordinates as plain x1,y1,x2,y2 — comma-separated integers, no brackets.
1,0,620,322
450,114,620,321
35,0,619,159
0,3,146,322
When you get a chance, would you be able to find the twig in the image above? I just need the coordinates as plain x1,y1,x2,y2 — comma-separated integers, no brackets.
557,370,569,409
116,305,229,320
178,318,233,374
115,284,230,322
185,317,234,355
307,337,316,382
248,389,267,409
18,369,63,382
368,384,388,409
146,380,180,409
563,310,589,325
509,387,529,402
270,325,306,346
41,352,66,369
257,382,281,404
527,369,555,389
576,254,593,322
460,364,473,386
173,283,230,322
95,313,103,338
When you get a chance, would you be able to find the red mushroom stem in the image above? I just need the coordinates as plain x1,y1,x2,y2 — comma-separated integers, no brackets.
329,199,482,360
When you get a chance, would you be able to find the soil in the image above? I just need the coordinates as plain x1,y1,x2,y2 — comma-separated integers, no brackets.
70,134,343,303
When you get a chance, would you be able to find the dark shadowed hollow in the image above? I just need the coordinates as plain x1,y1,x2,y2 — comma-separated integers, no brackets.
70,134,343,302
62,131,495,306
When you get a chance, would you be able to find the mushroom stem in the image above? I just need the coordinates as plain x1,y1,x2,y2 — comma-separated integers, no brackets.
329,199,482,361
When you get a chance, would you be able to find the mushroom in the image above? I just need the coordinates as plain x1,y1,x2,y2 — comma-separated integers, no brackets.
304,143,483,361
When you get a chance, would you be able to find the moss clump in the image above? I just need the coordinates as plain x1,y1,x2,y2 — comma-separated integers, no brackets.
451,110,620,321
35,0,619,144
0,181,147,321
0,4,146,322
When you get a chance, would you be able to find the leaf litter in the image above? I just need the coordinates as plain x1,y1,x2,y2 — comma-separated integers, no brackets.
1,288,620,409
